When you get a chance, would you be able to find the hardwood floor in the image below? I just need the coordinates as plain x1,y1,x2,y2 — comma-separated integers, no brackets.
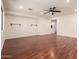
1,34,77,59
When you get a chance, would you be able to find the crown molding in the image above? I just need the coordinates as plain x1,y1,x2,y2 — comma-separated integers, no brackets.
5,10,40,19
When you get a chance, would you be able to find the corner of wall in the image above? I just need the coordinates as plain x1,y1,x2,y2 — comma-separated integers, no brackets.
1,0,5,50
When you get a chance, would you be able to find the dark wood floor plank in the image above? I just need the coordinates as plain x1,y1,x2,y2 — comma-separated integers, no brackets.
1,34,77,59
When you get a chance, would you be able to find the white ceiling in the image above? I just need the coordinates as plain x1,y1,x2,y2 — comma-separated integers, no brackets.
3,0,77,18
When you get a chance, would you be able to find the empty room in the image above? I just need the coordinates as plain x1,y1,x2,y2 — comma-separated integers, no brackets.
1,0,77,59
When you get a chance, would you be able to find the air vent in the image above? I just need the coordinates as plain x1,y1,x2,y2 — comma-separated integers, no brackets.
28,8,32,10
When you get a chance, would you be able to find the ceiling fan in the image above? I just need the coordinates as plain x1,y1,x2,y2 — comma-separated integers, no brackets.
43,7,61,15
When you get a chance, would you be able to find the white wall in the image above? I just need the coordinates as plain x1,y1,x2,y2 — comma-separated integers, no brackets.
4,13,77,39
57,13,77,38
38,18,51,35
5,15,38,39
5,15,51,39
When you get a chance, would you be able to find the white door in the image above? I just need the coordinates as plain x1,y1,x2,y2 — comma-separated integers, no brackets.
51,20,57,34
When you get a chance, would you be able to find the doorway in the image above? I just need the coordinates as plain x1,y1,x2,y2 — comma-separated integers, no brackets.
50,20,57,34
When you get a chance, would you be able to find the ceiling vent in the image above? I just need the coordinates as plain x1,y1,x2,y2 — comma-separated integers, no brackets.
28,8,32,10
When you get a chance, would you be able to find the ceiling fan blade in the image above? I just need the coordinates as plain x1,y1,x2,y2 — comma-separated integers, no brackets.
44,11,50,14
53,10,61,12
43,9,49,11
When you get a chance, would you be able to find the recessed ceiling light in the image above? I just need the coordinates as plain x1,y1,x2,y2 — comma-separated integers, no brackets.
66,0,70,3
19,5,23,9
